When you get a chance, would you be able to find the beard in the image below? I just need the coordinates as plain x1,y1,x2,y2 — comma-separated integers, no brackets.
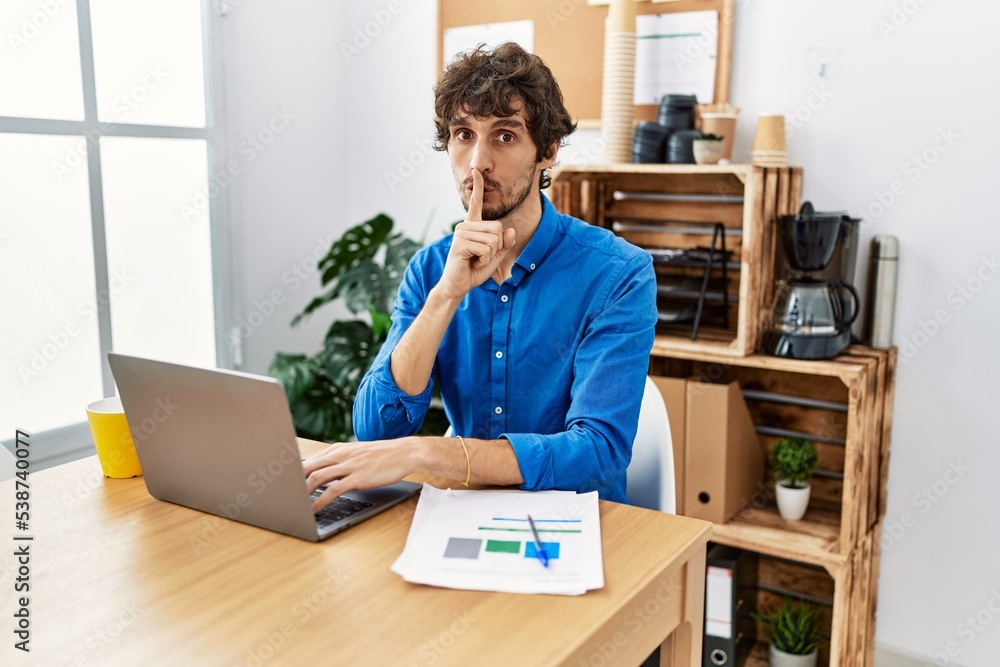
459,162,538,221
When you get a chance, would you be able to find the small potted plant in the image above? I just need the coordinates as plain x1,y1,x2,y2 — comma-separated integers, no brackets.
693,132,725,165
754,599,822,667
771,436,818,520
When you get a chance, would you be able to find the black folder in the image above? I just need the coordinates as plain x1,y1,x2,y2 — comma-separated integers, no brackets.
703,544,757,666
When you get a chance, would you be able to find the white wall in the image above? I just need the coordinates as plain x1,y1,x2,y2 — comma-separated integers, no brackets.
343,0,461,243
221,0,350,375
225,1,1000,664
722,4,999,666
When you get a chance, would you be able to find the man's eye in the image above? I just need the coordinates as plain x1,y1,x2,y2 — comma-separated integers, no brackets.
455,130,472,141
498,133,515,143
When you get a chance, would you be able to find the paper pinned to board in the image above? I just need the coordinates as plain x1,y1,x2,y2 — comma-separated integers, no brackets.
634,11,718,105
442,20,534,69
392,485,604,595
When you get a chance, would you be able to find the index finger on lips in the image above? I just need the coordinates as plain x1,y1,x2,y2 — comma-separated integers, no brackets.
467,168,483,221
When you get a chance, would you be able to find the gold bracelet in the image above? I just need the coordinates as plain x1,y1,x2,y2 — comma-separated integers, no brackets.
455,435,470,487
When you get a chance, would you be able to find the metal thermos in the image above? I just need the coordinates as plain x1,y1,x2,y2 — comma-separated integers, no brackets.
863,236,899,348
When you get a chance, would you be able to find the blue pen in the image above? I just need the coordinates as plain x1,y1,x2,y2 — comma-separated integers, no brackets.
526,514,549,568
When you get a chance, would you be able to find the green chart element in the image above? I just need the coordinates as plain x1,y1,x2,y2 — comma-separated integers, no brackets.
485,540,521,554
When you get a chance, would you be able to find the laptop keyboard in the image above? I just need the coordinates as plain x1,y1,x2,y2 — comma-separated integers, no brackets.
311,491,375,529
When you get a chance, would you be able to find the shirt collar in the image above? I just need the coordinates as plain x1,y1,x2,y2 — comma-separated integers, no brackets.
509,193,559,286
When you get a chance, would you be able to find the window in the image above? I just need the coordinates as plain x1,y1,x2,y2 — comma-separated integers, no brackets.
0,1,231,465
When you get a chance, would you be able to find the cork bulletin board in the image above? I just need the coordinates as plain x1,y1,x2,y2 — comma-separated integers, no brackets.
437,0,734,126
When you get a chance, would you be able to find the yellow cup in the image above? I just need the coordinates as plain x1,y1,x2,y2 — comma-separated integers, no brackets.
86,397,143,478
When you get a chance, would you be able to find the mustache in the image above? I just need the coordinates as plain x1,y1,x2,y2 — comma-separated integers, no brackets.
463,176,500,190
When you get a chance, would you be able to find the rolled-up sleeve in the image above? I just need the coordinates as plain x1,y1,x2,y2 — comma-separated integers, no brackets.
353,250,436,440
502,253,657,502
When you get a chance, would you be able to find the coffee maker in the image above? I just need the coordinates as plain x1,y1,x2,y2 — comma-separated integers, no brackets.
763,202,861,359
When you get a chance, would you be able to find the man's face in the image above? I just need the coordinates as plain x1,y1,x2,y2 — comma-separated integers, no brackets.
447,107,554,221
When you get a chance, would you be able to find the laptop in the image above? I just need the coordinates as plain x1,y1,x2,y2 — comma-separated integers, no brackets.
107,352,421,542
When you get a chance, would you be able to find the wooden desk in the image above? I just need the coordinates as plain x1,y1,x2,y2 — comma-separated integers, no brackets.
0,440,711,666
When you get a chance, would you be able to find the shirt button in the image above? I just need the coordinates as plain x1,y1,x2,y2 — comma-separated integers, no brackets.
500,295,509,303
495,351,503,359
494,406,503,414
530,263,536,270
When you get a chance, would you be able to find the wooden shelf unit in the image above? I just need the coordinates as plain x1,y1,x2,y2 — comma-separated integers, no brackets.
549,163,802,357
556,165,897,666
650,346,895,667
726,525,884,667
650,345,896,570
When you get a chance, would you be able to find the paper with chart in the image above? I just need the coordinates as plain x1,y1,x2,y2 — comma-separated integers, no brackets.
634,11,718,105
392,485,603,595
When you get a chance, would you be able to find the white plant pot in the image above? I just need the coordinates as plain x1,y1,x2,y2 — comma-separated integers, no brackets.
770,645,818,667
775,481,811,520
693,139,724,165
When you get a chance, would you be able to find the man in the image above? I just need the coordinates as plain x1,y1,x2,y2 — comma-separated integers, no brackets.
304,43,656,510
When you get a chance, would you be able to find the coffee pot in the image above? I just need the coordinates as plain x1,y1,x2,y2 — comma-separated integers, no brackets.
770,279,859,339
763,203,862,359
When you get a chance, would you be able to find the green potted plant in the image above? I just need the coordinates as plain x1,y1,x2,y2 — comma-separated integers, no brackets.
754,599,822,667
770,436,819,520
268,213,448,442
693,132,725,165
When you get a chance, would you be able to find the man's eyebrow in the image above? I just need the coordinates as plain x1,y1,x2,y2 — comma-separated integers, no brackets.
447,117,526,130
491,118,526,130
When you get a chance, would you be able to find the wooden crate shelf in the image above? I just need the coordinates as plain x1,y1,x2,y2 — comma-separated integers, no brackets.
742,640,773,667
550,163,802,357
650,346,894,667
649,345,896,566
712,502,844,572
712,525,883,667
556,166,896,667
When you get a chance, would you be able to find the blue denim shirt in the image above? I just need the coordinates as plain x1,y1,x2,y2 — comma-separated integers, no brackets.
353,195,657,502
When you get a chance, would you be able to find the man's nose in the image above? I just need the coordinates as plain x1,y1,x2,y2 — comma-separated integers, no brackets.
469,139,493,175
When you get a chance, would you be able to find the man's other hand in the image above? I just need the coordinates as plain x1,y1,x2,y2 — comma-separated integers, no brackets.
303,440,417,513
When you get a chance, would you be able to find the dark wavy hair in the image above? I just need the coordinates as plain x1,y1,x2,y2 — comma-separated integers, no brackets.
433,42,577,190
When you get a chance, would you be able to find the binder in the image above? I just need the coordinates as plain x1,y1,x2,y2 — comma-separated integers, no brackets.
703,544,757,666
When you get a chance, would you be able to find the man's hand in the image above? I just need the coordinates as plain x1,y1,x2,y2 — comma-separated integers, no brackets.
436,168,517,300
303,439,417,513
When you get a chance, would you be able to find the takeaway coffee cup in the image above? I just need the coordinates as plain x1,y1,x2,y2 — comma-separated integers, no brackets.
86,397,142,478
752,114,787,154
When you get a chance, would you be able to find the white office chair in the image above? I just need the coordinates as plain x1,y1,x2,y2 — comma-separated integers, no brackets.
625,376,677,514
0,445,17,483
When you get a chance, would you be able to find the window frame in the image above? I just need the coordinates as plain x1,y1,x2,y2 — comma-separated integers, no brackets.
0,0,235,467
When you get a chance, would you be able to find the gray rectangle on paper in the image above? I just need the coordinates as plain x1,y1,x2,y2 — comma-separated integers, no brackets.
444,537,482,559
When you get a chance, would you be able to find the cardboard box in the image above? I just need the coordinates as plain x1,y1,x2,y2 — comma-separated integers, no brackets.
650,376,765,523
685,380,765,523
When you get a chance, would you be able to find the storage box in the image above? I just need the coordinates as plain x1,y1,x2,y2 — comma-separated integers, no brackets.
651,376,765,523
685,380,766,523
